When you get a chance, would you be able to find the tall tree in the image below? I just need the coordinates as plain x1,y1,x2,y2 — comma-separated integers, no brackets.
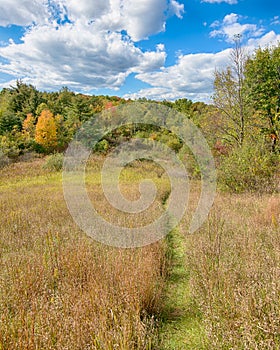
213,35,248,147
244,44,280,152
9,80,42,119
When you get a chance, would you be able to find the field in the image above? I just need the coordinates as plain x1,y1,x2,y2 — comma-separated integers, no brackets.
0,156,279,349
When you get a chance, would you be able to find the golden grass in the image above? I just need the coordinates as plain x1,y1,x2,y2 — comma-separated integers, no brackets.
0,158,169,349
186,191,280,349
1,156,279,349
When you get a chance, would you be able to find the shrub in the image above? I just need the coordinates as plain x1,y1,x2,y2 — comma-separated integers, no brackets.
94,139,110,153
43,152,64,171
0,130,25,160
218,138,279,193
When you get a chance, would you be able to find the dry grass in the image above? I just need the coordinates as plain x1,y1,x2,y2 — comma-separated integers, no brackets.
1,157,279,349
186,191,280,349
0,158,169,349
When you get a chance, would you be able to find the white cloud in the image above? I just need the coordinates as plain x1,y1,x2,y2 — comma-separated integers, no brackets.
118,0,168,41
0,22,166,90
201,0,238,4
63,0,184,41
168,0,185,18
125,29,280,102
247,30,280,51
124,49,231,101
271,16,280,25
0,0,183,91
63,0,167,41
124,87,212,102
65,0,110,20
210,13,265,42
0,0,48,27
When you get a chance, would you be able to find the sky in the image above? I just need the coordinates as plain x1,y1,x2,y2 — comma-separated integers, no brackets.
0,0,279,102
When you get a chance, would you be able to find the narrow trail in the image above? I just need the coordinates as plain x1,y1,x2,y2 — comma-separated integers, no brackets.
158,228,206,349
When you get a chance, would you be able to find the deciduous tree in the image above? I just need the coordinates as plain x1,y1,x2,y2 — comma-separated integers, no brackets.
244,44,280,152
35,109,57,153
213,35,249,147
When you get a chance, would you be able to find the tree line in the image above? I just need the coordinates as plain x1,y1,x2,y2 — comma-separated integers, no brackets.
0,42,279,192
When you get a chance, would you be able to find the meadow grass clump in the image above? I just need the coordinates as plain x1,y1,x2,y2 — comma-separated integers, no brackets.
0,158,169,349
0,151,10,168
43,152,64,171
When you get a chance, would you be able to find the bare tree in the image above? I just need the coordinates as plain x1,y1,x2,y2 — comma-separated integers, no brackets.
213,34,248,147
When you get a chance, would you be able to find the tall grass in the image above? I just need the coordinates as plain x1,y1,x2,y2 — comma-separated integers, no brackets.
1,157,279,349
186,192,280,349
0,158,169,349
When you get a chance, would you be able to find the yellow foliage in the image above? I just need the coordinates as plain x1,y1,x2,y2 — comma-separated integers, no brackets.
35,109,57,152
23,113,36,137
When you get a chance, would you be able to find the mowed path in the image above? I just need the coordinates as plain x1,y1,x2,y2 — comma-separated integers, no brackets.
158,228,207,349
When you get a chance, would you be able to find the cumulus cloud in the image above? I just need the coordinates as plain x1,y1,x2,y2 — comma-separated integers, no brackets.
210,13,265,42
124,49,231,101
124,29,280,102
247,30,280,51
201,0,238,4
168,0,185,18
0,22,166,90
65,0,110,20
0,0,183,91
0,1,278,103
0,0,48,26
124,87,213,102
117,0,168,41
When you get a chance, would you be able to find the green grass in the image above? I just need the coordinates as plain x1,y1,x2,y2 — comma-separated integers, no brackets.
158,228,207,350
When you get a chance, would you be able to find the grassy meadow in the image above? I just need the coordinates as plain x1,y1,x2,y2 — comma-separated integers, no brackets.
0,156,279,349
0,157,170,349
185,190,280,349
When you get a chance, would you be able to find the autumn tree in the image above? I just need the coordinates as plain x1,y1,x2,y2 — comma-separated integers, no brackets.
35,109,57,153
23,113,36,137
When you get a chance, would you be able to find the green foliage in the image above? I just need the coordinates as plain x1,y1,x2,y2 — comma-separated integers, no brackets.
244,43,280,152
94,139,110,153
43,152,64,171
8,80,43,119
0,111,22,135
218,138,278,193
0,129,26,160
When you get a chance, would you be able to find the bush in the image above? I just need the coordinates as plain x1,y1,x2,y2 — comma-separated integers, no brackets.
94,139,110,153
218,139,279,193
0,130,25,160
43,152,64,171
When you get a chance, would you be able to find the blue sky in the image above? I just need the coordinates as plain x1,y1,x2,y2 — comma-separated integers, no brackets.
0,0,279,102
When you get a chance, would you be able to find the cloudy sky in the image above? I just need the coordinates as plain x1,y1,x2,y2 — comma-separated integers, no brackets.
0,0,279,101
